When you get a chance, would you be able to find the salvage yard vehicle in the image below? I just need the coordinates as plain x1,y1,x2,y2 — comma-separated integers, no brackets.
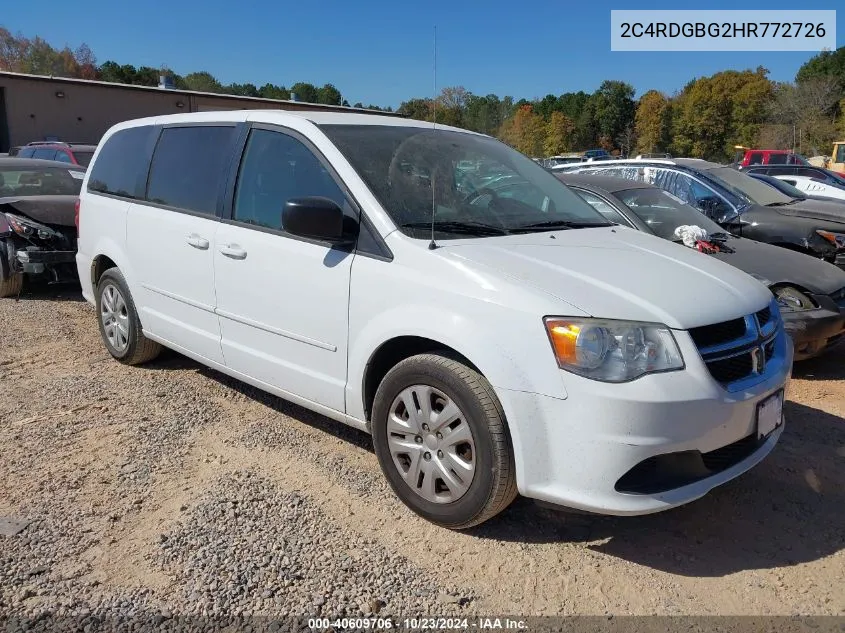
559,173,845,360
0,158,86,297
15,141,97,167
559,158,845,271
77,111,791,529
742,164,845,189
772,174,845,202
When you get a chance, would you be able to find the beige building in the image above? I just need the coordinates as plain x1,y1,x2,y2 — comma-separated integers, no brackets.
0,71,398,152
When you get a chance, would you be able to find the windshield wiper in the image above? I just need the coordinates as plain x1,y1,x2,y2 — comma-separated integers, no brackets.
511,219,611,233
399,220,509,236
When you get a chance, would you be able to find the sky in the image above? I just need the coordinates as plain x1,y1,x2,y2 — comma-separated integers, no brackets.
5,0,843,108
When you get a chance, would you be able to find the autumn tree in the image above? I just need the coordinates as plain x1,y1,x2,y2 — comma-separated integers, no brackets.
634,90,670,153
671,68,773,160
543,111,575,155
499,104,544,157
763,77,841,154
398,98,434,121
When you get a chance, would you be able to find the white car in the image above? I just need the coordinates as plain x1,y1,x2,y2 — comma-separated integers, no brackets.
75,111,792,529
774,174,845,201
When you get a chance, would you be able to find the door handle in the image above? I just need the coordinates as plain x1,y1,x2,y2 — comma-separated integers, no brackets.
186,234,209,250
219,244,247,260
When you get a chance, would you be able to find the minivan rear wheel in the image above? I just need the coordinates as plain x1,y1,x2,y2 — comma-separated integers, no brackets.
96,268,161,365
0,272,23,298
371,352,517,529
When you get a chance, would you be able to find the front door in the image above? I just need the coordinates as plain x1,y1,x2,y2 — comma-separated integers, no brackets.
213,126,355,412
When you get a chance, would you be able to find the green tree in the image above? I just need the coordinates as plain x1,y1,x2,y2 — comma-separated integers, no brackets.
290,82,318,103
398,98,434,121
589,80,636,150
183,71,223,93
227,83,260,97
317,83,342,105
634,90,671,153
543,111,575,155
258,83,291,100
797,46,845,88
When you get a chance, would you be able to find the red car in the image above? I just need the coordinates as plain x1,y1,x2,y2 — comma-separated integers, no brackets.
735,148,809,169
14,142,96,167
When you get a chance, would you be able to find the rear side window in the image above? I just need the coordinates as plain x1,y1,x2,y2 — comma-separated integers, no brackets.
748,152,764,165
33,148,57,160
54,151,73,164
767,153,788,165
88,126,157,199
17,148,35,158
146,126,235,215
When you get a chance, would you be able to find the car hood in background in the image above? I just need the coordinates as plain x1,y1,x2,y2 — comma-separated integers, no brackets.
706,236,845,296
0,195,78,227
439,227,772,330
767,198,845,225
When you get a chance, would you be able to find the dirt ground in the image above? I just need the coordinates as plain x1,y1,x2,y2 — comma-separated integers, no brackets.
1,285,843,619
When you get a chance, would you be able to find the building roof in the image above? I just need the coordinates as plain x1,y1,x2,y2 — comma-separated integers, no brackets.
0,70,402,117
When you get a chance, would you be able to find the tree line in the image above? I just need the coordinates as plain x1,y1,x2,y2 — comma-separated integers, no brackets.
2,26,844,161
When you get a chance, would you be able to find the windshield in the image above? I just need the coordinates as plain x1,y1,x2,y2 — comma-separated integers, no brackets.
616,188,725,239
703,166,793,207
0,167,83,197
320,125,610,239
749,174,806,198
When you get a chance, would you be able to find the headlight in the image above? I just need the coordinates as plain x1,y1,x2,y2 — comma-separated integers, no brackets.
816,230,845,248
4,213,57,240
544,318,684,382
773,285,816,312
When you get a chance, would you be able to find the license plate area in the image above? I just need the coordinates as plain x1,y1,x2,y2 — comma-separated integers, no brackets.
757,390,784,440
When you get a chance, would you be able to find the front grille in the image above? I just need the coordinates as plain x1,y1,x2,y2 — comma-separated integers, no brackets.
694,303,780,389
706,353,754,384
689,318,746,349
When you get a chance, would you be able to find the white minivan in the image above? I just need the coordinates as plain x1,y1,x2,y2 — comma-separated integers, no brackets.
76,111,792,529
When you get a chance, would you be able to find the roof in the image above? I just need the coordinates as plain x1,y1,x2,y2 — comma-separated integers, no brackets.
566,157,725,171
0,157,88,170
105,109,478,135
0,70,401,117
24,142,97,150
556,172,655,194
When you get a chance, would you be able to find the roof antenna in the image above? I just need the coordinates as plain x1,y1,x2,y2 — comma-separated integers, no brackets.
428,25,438,250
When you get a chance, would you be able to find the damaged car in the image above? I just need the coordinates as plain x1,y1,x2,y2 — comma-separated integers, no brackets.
559,158,845,271
558,173,845,360
0,158,85,297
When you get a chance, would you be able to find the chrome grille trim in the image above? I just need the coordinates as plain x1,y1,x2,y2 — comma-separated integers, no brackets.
694,299,785,391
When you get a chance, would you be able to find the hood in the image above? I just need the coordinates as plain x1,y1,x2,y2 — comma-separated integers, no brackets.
708,236,845,296
0,195,78,227
438,227,772,329
765,198,845,225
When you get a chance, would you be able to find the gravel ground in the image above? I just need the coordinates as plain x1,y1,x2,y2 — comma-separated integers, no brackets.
1,285,844,626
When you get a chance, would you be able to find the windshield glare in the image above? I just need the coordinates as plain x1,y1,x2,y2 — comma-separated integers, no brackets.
0,168,83,197
704,167,792,207
616,188,724,240
319,125,609,239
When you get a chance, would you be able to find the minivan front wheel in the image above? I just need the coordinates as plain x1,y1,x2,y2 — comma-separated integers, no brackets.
371,353,517,529
96,268,161,365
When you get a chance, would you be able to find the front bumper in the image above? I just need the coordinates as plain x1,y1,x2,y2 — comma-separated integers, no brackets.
782,306,845,360
497,328,793,516
16,248,77,275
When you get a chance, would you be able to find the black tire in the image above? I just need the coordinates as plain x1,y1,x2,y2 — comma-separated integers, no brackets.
371,352,517,529
95,268,161,365
0,272,23,298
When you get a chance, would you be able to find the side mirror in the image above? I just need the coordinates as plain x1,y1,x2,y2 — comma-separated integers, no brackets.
282,197,349,243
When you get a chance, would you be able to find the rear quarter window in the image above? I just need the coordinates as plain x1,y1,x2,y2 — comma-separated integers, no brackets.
88,126,158,199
